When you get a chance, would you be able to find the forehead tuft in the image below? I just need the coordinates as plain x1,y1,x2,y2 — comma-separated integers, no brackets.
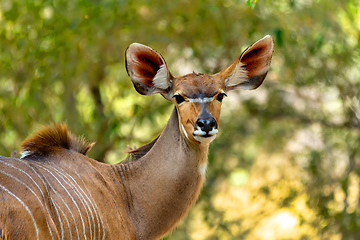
174,73,222,98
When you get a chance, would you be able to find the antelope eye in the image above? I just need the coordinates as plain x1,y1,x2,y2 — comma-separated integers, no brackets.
216,92,227,102
173,94,185,104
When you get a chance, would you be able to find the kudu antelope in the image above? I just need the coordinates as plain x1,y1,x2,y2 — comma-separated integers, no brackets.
0,36,274,239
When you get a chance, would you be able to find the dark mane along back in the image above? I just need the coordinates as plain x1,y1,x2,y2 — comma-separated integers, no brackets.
20,123,95,159
124,136,159,163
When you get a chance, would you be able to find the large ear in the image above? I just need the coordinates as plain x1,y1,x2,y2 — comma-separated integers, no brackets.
125,43,173,96
218,35,274,91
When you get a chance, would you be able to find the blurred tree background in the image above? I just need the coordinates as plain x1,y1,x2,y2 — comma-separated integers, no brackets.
1,0,360,239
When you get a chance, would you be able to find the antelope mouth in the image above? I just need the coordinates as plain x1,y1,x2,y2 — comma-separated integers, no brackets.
193,128,218,144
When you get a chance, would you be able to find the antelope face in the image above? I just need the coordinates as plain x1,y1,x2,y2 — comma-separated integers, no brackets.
171,73,225,145
125,36,274,145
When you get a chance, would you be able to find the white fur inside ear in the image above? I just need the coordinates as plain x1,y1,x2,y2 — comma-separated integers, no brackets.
153,64,170,89
225,63,249,89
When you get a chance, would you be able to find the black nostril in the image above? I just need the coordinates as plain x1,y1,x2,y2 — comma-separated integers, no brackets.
197,121,204,128
196,118,217,134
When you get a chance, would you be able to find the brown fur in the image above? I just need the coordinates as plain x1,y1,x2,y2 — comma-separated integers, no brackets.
0,36,273,240
173,73,223,99
20,123,95,159
125,136,159,162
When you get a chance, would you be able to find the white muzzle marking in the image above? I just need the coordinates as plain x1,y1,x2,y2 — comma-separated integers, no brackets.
193,126,218,145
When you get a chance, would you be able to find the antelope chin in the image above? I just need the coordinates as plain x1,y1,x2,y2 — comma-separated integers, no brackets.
193,133,217,145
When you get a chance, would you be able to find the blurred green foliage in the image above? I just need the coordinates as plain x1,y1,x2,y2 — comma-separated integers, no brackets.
1,0,360,239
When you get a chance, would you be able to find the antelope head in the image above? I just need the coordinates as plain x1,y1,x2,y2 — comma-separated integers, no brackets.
125,36,274,145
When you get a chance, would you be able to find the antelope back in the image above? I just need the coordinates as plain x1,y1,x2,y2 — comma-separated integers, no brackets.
0,124,135,239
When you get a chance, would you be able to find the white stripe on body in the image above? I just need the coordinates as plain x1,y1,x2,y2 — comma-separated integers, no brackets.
51,168,94,240
0,160,56,239
13,158,71,239
0,183,40,240
40,170,75,240
7,158,106,239
49,193,66,240
47,164,98,240
0,168,55,240
33,162,85,240
62,167,106,240
75,172,106,240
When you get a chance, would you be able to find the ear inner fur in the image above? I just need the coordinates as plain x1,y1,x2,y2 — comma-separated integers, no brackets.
220,35,274,91
125,43,172,96
153,64,171,89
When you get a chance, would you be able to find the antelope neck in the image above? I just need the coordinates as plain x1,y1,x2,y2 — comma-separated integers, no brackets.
117,107,209,239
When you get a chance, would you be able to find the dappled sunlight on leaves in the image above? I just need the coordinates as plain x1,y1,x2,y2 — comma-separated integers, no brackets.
1,0,360,239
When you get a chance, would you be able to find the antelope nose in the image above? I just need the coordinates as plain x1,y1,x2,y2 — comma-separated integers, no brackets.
196,118,217,134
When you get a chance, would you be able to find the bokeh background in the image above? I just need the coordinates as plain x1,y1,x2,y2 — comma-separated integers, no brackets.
1,0,360,239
